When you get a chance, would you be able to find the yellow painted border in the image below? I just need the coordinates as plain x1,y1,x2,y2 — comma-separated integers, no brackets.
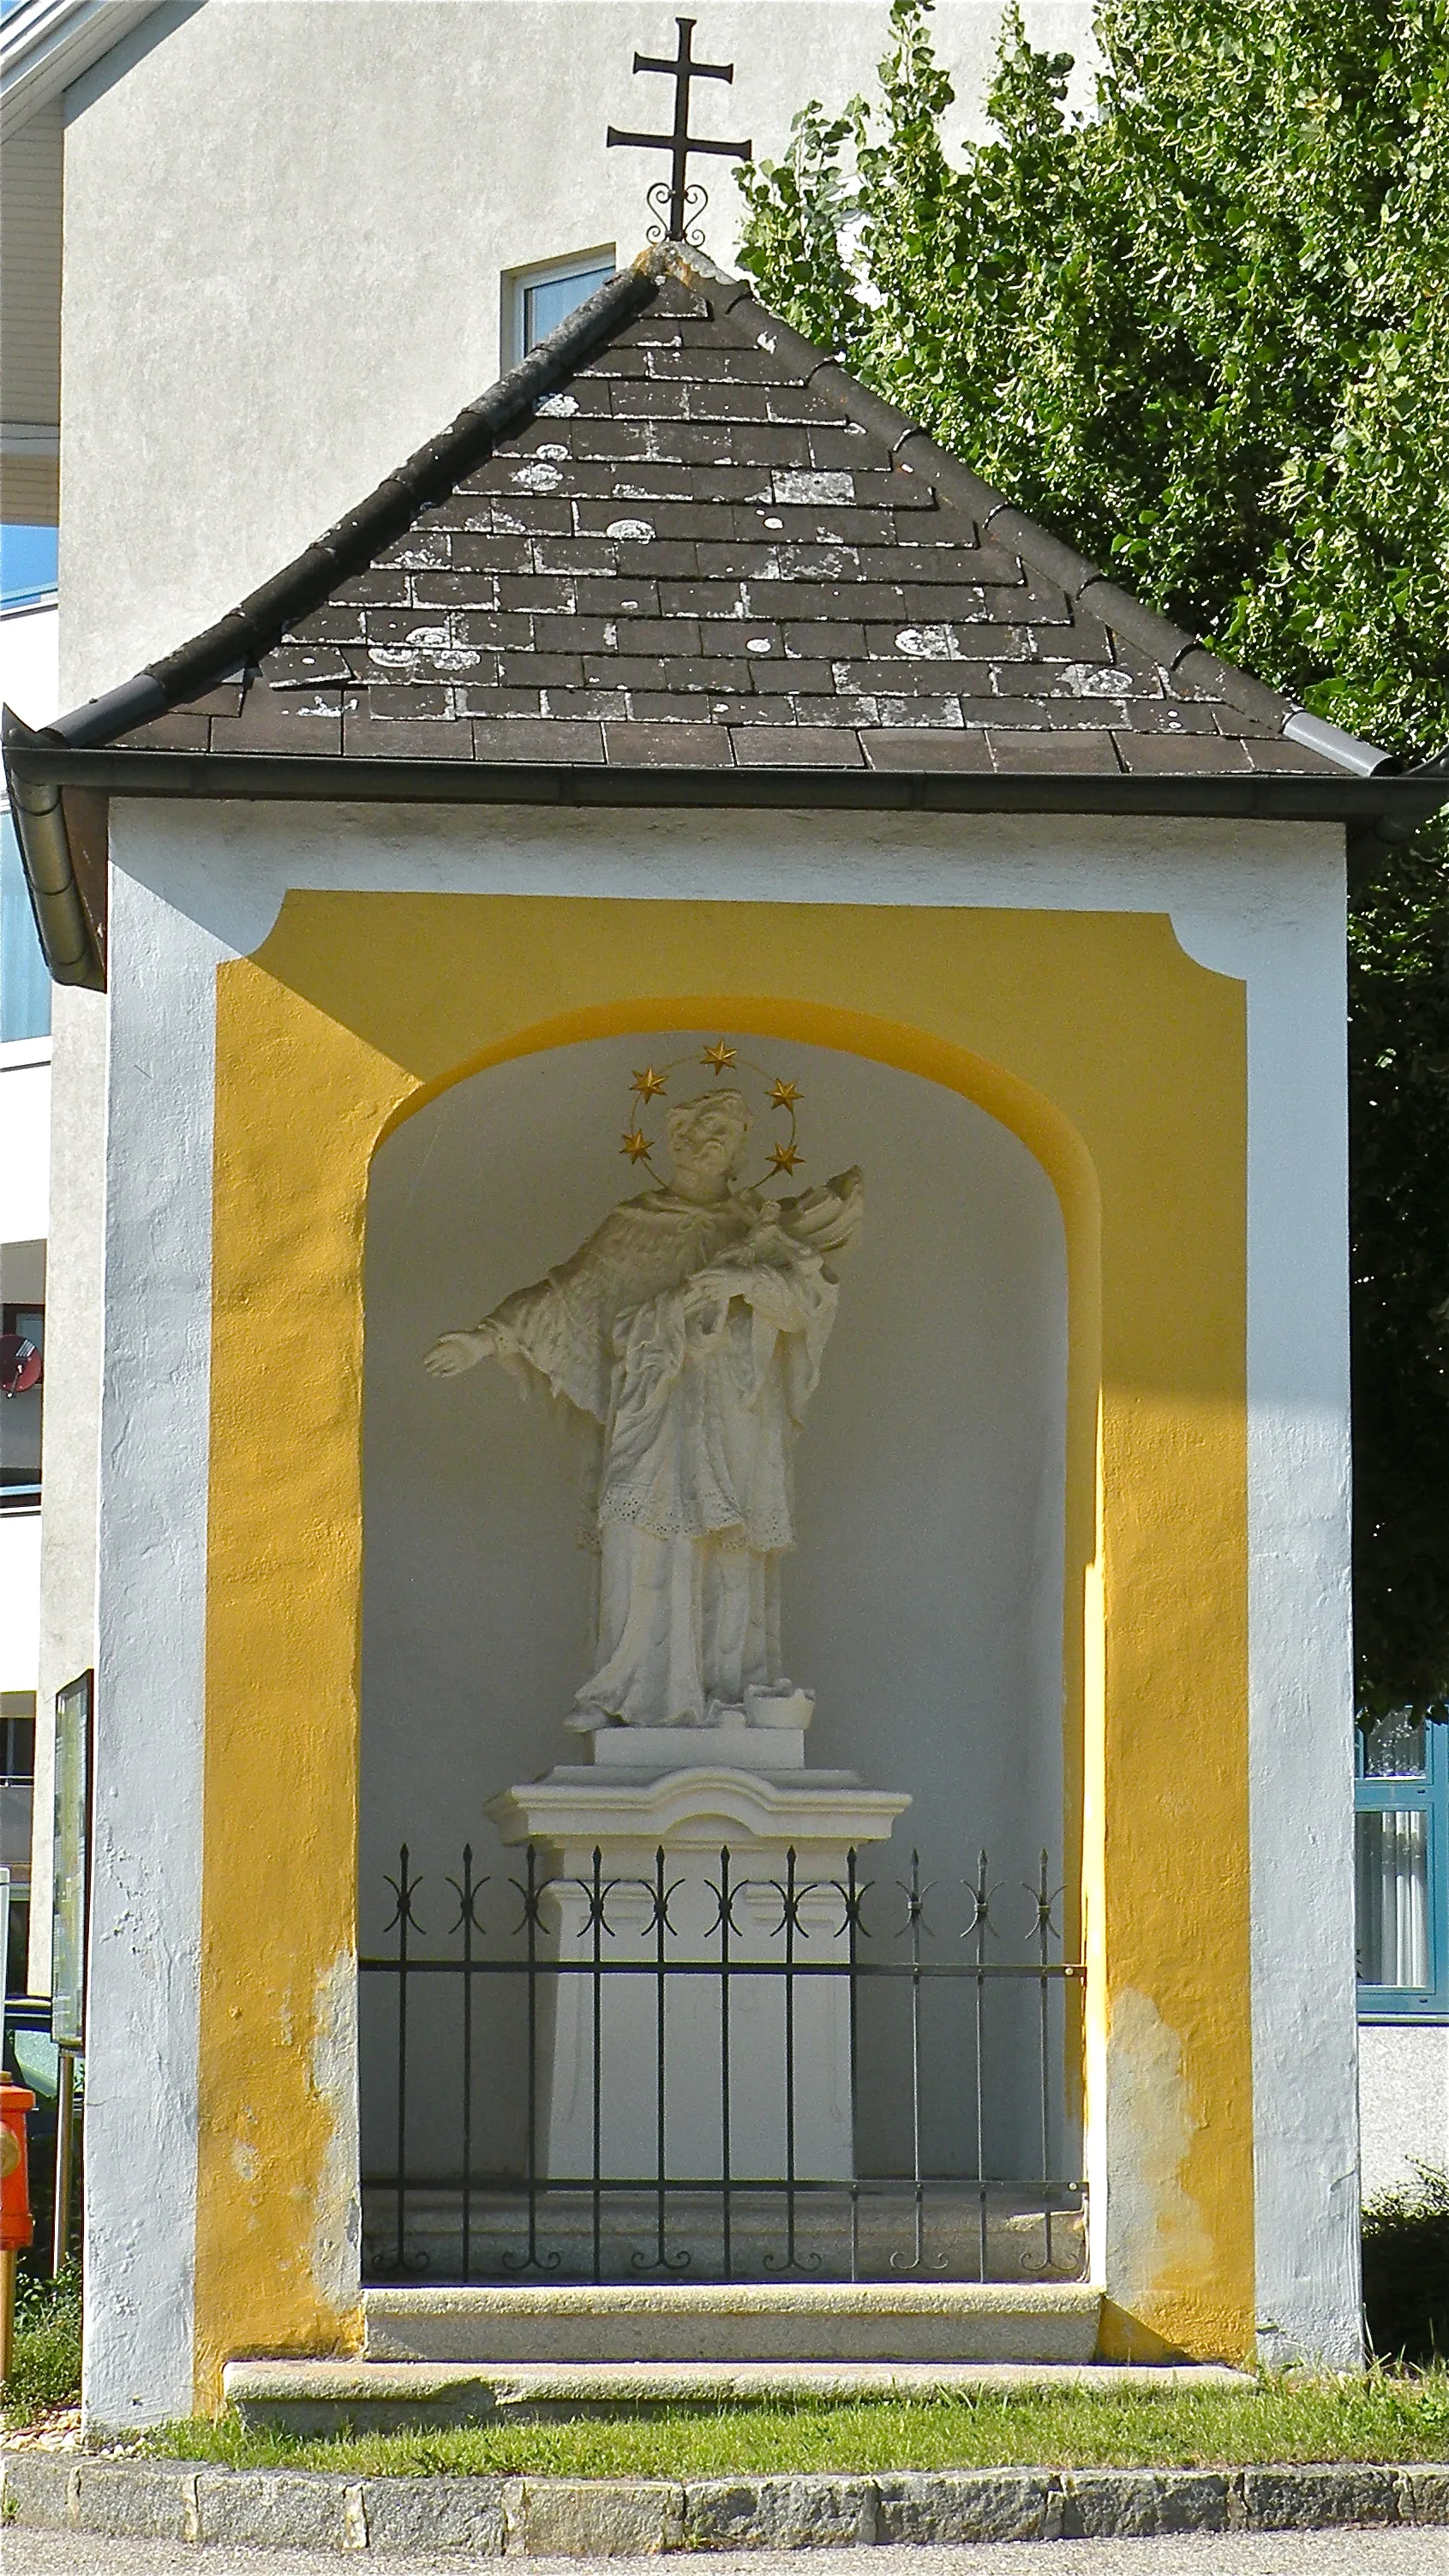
195,893,1248,2400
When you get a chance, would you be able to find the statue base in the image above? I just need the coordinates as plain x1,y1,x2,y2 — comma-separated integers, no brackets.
485,1763,910,2187
588,1720,807,1773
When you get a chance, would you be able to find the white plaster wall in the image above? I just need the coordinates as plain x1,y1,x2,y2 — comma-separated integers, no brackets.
28,982,106,1996
1359,2024,1449,2204
0,597,58,1967
0,1513,41,1694
82,868,218,2430
93,794,1357,2413
360,1030,1068,2185
1174,858,1360,2365
57,0,1094,700
0,1053,50,1241
0,602,59,726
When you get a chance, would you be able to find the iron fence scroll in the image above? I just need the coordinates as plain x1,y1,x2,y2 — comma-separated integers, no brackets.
360,1838,1086,2286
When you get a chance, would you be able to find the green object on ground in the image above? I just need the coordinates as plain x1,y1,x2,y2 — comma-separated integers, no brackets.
1364,2166,1449,2366
140,2369,1449,2478
2,2262,81,2425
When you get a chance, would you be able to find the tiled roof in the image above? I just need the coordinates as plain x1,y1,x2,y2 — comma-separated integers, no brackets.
44,247,1389,784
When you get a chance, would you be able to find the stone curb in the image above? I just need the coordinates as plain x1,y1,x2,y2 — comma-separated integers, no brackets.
5,2449,1449,2553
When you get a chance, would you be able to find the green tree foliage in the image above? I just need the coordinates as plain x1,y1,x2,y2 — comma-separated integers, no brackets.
739,0,1449,1712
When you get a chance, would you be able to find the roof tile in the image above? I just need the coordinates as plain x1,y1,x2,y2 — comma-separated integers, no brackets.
731,726,866,767
470,718,604,762
89,247,1358,790
1116,732,1253,774
991,731,1123,773
862,730,994,773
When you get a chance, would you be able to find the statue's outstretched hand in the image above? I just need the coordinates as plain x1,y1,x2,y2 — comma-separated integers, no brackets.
423,1328,495,1378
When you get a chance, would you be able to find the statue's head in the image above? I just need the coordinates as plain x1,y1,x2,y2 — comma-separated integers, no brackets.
665,1089,751,1202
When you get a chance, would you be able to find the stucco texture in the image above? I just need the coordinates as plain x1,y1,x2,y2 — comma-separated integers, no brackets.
193,888,1249,2401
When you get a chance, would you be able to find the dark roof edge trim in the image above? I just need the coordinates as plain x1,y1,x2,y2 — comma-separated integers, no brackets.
668,246,1394,780
7,736,1442,828
1,709,105,987
46,259,662,746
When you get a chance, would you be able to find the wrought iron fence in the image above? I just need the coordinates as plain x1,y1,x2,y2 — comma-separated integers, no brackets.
359,1839,1086,2286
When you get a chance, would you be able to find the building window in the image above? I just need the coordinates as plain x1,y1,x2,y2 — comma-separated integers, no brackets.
1356,1712,1449,2019
0,1691,35,1996
1,809,51,1043
507,250,615,364
0,1300,43,1512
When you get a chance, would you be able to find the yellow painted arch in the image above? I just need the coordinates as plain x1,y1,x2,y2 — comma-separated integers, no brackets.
194,889,1247,2402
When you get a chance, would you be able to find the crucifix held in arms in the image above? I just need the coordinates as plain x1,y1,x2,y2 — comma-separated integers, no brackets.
607,16,751,242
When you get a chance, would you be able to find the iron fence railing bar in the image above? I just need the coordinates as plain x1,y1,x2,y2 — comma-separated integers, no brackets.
1035,1847,1056,2274
718,1842,733,2280
969,1847,990,2280
445,1844,484,2281
590,1845,604,2286
358,1957,1084,1981
781,1847,799,2271
362,1835,1086,2286
893,1849,929,2275
847,1844,860,2286
380,1842,422,2276
359,2171,1089,2195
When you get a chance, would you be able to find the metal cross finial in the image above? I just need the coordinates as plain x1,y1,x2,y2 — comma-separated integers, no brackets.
607,17,751,244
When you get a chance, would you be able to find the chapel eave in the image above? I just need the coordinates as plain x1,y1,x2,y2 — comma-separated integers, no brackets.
7,236,1446,991
7,734,1446,833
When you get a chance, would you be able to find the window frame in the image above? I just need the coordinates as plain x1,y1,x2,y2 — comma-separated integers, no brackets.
1356,1717,1449,2022
0,1298,44,1513
502,247,617,368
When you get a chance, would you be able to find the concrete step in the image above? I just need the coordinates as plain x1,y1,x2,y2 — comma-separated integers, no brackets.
362,2281,1103,2366
226,2353,1251,2437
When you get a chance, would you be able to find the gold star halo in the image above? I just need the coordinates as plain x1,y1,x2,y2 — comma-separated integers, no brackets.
614,1038,804,1187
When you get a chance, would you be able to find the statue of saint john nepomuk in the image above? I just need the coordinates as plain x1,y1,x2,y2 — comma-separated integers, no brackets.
424,1087,861,1732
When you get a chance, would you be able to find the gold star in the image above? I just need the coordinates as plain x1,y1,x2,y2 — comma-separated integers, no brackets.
768,1078,801,1110
631,1065,668,1101
620,1127,654,1163
699,1038,737,1075
767,1141,803,1174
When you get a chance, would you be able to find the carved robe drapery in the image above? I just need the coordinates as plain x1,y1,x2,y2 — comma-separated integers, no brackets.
483,1187,841,1727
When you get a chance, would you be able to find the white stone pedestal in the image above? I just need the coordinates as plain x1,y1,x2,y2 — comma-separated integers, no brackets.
486,1749,909,2190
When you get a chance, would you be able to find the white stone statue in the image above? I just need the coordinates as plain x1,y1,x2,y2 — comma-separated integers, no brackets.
424,1087,862,1732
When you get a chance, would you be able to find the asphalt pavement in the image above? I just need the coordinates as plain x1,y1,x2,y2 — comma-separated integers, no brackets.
5,2531,1449,2574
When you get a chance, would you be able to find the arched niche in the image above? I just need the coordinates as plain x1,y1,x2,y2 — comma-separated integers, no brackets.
358,1027,1071,2220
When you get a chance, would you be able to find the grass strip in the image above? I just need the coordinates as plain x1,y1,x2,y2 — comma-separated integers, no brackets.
140,2372,1449,2479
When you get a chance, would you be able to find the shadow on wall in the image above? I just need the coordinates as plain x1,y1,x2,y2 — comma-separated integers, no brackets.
358,1029,1069,2190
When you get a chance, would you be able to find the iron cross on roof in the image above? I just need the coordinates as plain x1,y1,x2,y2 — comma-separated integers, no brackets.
607,16,751,243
